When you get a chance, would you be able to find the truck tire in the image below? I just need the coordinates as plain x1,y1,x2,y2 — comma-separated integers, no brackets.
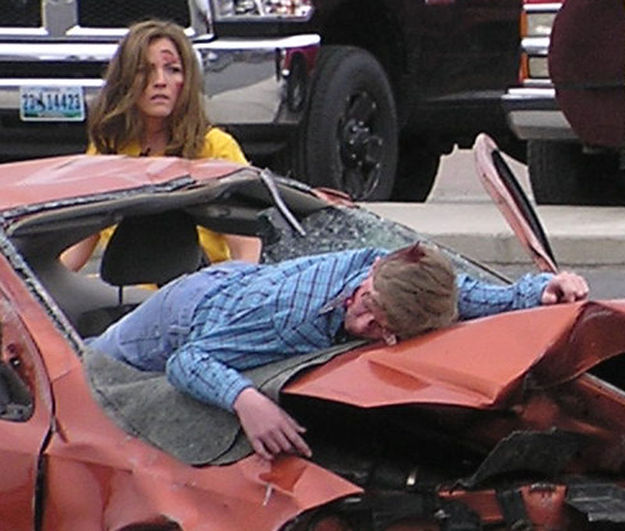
302,45,397,200
528,140,625,205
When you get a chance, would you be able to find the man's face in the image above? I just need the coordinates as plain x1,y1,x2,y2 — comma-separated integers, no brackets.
343,275,397,345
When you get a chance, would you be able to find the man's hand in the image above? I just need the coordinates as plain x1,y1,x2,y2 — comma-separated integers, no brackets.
541,271,589,305
233,387,312,461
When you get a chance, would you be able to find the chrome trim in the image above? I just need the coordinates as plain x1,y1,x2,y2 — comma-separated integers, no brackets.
524,3,562,13
0,79,103,87
65,27,198,38
506,87,556,98
525,80,554,88
194,33,320,50
0,34,320,128
521,36,550,56
65,27,132,38
0,28,48,37
0,42,119,61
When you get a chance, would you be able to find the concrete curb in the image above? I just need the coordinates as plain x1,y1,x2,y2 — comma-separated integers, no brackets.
362,202,625,267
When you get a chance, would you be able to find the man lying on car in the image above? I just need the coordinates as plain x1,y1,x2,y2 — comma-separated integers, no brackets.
89,243,588,460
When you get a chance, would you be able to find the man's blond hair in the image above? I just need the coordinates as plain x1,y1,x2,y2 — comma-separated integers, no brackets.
372,243,458,340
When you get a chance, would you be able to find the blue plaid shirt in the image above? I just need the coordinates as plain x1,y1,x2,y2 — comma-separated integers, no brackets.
90,249,552,411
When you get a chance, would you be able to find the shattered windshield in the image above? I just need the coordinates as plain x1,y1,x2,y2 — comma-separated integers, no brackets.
262,205,507,284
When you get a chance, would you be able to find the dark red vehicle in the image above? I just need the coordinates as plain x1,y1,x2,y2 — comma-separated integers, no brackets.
3,146,625,529
268,0,525,200
504,0,625,205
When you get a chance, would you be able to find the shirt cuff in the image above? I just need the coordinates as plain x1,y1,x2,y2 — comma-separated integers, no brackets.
223,378,254,412
518,272,554,308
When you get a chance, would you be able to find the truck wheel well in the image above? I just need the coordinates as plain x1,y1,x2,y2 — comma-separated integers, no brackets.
317,0,405,98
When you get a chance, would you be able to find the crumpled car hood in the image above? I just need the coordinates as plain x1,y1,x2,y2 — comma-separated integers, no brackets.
284,300,625,409
0,154,244,212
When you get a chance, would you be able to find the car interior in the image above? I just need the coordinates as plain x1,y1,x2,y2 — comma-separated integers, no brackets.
0,360,32,422
6,165,502,341
6,169,330,337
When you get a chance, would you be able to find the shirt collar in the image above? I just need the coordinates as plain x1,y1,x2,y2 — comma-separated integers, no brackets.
319,268,370,314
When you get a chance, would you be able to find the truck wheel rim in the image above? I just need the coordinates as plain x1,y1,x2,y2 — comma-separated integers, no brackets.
338,91,384,199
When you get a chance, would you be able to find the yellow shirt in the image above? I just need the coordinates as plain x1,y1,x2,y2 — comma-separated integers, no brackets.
89,128,248,263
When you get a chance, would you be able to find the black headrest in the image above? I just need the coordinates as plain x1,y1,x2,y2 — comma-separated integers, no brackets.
100,210,203,287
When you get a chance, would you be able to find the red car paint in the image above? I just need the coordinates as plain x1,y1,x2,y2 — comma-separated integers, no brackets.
2,152,625,529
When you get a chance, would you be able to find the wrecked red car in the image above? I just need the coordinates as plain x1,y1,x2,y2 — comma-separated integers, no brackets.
2,147,625,530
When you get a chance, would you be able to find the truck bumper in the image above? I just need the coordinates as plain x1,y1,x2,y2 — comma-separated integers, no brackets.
197,34,319,127
0,33,320,160
503,87,577,142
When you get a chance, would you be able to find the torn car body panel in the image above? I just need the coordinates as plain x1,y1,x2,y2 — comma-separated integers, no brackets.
0,273,53,531
474,133,558,273
285,299,625,482
285,301,625,409
0,154,245,212
1,248,361,530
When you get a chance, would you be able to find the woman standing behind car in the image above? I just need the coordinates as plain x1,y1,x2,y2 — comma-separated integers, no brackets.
62,19,261,271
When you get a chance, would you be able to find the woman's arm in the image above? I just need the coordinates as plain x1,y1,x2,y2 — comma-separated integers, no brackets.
60,234,100,271
224,234,262,263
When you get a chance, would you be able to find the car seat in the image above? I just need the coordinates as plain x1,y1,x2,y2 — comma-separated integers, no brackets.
77,209,205,337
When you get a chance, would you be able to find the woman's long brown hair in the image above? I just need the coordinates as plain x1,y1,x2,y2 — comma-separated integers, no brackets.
88,19,210,158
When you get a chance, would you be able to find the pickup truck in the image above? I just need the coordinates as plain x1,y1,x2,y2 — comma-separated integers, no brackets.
0,0,319,183
282,0,525,201
503,0,625,205
3,0,525,202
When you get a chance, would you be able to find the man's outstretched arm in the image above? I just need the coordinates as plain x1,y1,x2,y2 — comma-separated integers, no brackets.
457,271,589,320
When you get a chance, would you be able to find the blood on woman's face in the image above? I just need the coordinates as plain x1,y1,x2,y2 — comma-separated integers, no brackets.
135,37,184,125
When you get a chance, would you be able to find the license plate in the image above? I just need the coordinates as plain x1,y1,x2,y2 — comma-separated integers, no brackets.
20,85,85,121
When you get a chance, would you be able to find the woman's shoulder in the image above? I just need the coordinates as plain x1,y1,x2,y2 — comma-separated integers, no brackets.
86,141,142,156
200,128,248,164
205,127,236,142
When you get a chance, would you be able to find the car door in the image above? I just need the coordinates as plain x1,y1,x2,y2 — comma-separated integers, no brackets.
0,285,53,530
473,132,558,272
